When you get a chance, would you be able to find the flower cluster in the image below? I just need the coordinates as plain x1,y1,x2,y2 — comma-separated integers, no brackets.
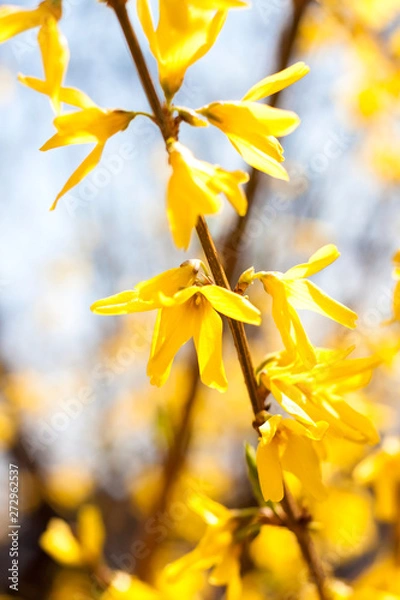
1,1,394,599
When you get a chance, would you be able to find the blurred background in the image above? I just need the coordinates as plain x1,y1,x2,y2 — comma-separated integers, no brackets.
0,0,400,598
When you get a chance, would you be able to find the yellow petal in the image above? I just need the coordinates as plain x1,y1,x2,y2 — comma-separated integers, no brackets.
0,4,46,42
92,264,199,314
38,16,69,113
167,143,247,249
136,262,199,299
201,101,301,138
262,276,298,358
259,414,282,444
188,494,231,525
49,143,104,210
191,0,247,7
138,0,230,98
193,299,228,391
210,167,249,216
175,106,209,127
102,572,160,600
40,518,83,566
329,399,379,445
91,290,155,315
286,279,358,329
229,134,289,180
277,388,322,432
41,109,135,149
242,62,310,102
287,303,317,368
18,75,97,108
137,0,159,65
284,244,340,279
199,285,261,325
281,429,326,501
167,147,222,250
147,304,197,387
78,505,105,566
210,548,242,600
256,437,284,502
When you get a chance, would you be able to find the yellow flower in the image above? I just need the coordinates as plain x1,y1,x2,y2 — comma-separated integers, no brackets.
91,261,261,392
0,0,60,41
259,347,380,445
167,141,248,249
353,555,400,598
354,436,400,522
40,504,105,567
137,0,247,99
391,249,400,321
38,89,136,209
197,62,309,180
256,415,328,503
101,572,161,600
253,245,357,367
0,0,68,113
165,494,242,600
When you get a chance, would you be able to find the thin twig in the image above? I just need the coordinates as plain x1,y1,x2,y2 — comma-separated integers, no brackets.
281,484,329,599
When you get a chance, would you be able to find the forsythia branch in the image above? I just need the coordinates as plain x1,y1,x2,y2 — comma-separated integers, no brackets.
106,1,330,598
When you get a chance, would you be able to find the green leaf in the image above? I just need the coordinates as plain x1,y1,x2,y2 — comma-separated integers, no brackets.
244,442,265,507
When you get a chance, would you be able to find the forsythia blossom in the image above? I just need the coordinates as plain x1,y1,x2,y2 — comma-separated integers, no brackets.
354,436,400,522
167,141,248,249
196,62,310,180
37,89,137,209
165,495,243,600
259,347,380,445
91,261,261,391
251,244,358,367
256,415,328,502
40,504,105,567
137,0,247,99
0,0,68,113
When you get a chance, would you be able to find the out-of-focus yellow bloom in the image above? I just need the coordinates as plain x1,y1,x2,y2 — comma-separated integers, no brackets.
252,245,357,367
259,347,380,445
167,141,248,249
256,415,328,502
0,0,68,113
91,261,261,391
101,572,161,600
346,0,400,31
38,89,136,209
311,487,377,565
301,578,354,599
44,464,94,510
354,556,400,597
354,436,400,522
391,250,400,321
250,525,307,594
197,62,309,180
40,504,105,567
0,404,16,448
48,571,94,600
165,494,242,600
368,138,400,185
137,0,247,99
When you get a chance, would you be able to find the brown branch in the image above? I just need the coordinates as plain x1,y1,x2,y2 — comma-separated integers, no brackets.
281,484,330,599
